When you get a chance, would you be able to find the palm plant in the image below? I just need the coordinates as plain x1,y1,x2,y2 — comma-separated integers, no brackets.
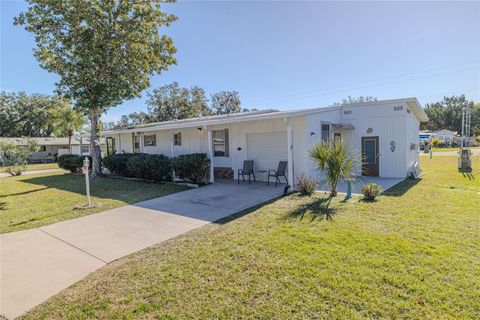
49,104,85,154
309,140,358,197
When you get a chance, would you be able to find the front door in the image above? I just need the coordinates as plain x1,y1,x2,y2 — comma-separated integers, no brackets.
361,136,379,176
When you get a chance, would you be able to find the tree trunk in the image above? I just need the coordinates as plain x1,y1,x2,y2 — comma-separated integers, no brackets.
89,108,102,178
67,130,72,154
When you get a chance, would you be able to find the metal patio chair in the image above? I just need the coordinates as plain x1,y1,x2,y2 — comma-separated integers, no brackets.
238,160,256,184
267,161,288,187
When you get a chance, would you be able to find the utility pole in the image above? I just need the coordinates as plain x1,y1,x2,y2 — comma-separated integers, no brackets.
458,104,472,172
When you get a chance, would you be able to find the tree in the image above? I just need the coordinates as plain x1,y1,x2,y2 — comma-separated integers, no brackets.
147,82,211,121
49,105,86,154
309,141,358,197
0,138,39,176
15,1,177,177
333,96,378,106
211,91,241,115
421,95,479,135
0,91,66,137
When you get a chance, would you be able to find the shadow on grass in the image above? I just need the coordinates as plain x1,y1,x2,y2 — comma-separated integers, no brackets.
461,172,475,180
18,173,183,204
382,178,421,197
285,195,336,221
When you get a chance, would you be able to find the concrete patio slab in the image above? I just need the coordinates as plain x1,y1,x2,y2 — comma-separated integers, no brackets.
0,181,284,319
317,176,405,195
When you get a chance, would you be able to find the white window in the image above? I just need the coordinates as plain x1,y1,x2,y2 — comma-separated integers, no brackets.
144,134,156,147
334,132,341,142
213,129,229,157
173,132,182,146
321,123,330,142
81,145,89,154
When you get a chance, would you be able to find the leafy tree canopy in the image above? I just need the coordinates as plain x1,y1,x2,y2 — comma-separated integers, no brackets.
0,91,67,137
333,96,378,105
15,0,177,176
421,95,479,136
147,82,211,122
211,91,241,115
106,83,244,129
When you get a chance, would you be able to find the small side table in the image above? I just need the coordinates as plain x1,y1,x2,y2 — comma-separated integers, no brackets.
255,170,268,183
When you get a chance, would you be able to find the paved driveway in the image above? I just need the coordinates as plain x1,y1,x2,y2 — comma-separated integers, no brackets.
0,181,283,319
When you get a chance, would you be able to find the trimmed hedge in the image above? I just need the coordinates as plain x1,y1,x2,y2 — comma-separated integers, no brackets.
57,154,92,173
102,153,136,177
172,153,210,185
126,154,171,181
103,152,211,185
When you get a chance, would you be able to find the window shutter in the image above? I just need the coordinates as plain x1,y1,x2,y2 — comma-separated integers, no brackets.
224,128,229,157
178,132,182,146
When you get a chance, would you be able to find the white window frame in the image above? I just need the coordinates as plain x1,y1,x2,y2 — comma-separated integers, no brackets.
173,132,182,146
144,134,156,147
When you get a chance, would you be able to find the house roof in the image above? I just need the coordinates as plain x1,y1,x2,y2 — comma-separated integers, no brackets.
0,137,105,146
104,97,428,134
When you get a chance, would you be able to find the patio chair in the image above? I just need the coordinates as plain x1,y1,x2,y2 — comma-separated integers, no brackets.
267,161,288,187
238,160,256,184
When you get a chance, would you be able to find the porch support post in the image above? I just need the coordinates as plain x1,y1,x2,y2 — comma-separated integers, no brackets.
139,132,144,153
285,117,294,189
207,129,214,184
170,129,175,181
118,134,122,153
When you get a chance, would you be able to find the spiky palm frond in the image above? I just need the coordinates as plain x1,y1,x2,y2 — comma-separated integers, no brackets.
309,140,358,197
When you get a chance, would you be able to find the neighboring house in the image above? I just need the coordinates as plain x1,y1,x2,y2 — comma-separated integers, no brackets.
0,137,106,163
104,98,428,185
432,129,456,145
419,131,432,150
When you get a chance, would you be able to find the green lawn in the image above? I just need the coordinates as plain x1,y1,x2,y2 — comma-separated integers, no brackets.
1,162,60,172
431,146,480,152
20,157,480,319
0,172,187,233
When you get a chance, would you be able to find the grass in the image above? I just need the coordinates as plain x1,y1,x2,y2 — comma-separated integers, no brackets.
0,172,187,233
0,162,60,172
20,157,480,319
431,146,480,152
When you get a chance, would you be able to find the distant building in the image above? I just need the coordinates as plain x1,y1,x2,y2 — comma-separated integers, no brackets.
432,129,456,145
0,137,105,163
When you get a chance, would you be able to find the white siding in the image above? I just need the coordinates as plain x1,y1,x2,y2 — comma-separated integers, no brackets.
246,132,287,171
341,102,409,178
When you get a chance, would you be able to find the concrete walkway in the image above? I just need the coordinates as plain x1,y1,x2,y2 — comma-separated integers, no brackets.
0,181,283,319
0,168,65,178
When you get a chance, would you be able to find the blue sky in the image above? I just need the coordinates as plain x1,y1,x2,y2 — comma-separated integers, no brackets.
1,1,479,122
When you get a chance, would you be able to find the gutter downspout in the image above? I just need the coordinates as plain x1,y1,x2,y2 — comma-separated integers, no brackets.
207,128,214,184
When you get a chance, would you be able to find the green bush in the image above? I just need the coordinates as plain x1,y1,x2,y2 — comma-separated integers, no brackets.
360,182,382,201
57,154,91,173
172,153,211,185
296,174,317,196
126,154,171,181
102,153,136,177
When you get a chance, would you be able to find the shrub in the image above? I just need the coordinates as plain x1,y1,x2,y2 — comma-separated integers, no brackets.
360,182,382,201
5,164,27,176
172,153,210,185
126,154,171,181
102,153,136,177
296,174,317,196
0,138,39,176
57,154,92,173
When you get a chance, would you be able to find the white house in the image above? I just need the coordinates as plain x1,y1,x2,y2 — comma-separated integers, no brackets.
432,129,456,145
104,98,428,186
1,136,105,163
